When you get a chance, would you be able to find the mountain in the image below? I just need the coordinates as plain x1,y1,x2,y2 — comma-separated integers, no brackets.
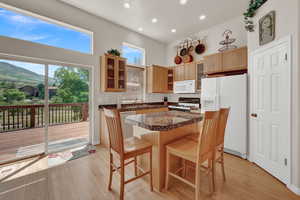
0,62,53,86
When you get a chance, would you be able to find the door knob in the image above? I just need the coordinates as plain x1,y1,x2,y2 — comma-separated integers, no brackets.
251,113,258,118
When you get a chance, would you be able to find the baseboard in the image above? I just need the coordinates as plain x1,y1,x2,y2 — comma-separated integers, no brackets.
224,148,247,159
287,184,300,196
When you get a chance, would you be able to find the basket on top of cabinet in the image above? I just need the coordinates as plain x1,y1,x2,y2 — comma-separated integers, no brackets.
100,54,127,92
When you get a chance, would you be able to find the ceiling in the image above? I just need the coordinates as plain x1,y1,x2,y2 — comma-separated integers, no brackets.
60,0,248,44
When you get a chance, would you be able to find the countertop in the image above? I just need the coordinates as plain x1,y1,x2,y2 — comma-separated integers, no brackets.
125,110,203,131
99,102,177,112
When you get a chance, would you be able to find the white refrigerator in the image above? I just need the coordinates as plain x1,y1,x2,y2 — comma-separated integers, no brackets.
201,74,247,159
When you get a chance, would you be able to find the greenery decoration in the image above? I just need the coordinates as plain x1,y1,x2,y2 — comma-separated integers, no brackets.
107,49,121,57
243,0,268,32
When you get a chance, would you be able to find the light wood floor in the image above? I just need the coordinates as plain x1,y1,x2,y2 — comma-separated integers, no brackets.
0,122,89,162
45,146,300,200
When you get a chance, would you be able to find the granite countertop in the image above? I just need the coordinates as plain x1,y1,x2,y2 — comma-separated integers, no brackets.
99,102,177,112
125,110,203,131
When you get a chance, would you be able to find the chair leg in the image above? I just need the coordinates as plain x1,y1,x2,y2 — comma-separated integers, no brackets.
195,163,201,200
221,151,226,182
134,156,138,176
165,150,170,191
108,153,113,191
149,149,153,192
120,160,125,200
212,159,216,193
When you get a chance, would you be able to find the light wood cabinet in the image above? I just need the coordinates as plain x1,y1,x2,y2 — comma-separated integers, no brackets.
147,65,169,93
100,54,127,92
174,65,185,81
203,47,248,75
174,62,197,81
222,47,247,72
184,62,197,80
196,60,205,91
203,53,223,74
167,68,174,92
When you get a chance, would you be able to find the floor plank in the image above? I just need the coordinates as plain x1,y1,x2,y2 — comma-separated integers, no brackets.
45,146,300,200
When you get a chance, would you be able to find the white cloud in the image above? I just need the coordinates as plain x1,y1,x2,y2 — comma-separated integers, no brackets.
9,15,43,24
11,34,49,41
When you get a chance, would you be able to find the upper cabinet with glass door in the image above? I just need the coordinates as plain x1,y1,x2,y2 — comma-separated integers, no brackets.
100,54,127,92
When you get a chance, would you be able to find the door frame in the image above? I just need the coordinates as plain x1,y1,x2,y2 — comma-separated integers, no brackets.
249,35,292,185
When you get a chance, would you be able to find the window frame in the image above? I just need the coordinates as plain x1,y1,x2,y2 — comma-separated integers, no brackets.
0,3,94,55
122,42,146,67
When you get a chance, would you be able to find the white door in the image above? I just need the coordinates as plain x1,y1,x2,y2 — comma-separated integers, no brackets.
250,37,291,184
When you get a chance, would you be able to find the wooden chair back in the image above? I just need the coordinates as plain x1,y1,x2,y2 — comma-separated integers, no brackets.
197,111,220,162
103,108,124,155
216,108,230,146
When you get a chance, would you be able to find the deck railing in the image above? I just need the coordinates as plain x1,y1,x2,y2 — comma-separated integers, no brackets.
0,103,88,133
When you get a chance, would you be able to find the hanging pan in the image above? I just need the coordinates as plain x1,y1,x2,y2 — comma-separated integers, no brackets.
174,46,182,65
180,41,188,56
195,40,206,55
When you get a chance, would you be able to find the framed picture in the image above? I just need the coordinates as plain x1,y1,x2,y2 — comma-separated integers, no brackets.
259,11,276,46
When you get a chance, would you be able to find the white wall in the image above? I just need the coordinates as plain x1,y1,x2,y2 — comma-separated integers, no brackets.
0,0,167,144
247,0,300,191
166,16,247,102
166,16,247,66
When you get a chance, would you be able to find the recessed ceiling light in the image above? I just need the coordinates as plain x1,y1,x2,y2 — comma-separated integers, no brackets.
199,15,206,20
138,27,143,32
151,18,158,23
123,2,131,8
179,0,188,5
171,29,177,33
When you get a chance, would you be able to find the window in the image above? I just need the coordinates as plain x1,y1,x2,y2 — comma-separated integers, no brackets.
126,67,144,102
122,43,145,66
0,6,92,54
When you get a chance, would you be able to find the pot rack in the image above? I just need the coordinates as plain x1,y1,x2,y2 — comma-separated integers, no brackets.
175,35,208,49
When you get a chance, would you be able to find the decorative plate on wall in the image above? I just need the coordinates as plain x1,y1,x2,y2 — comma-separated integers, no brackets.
259,11,275,46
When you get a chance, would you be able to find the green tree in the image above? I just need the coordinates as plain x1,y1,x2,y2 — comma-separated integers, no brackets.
3,89,26,103
52,67,89,103
37,83,45,99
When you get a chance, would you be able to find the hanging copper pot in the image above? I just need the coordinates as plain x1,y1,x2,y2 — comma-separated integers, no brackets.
174,46,182,65
195,40,206,54
183,54,193,63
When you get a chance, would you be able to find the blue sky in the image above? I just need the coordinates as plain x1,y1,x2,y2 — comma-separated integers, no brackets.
0,8,91,54
122,45,144,65
0,7,92,77
0,7,144,77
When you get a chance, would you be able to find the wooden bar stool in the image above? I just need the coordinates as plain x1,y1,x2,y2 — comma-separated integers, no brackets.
214,108,230,181
103,108,153,200
185,108,230,183
165,111,219,200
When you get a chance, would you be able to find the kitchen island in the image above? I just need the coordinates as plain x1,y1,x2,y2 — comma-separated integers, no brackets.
126,111,203,191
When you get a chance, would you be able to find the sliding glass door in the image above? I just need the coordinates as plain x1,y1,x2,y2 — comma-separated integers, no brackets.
0,59,90,163
47,65,89,152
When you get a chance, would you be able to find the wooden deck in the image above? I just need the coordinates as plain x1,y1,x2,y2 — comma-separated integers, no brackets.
0,122,89,162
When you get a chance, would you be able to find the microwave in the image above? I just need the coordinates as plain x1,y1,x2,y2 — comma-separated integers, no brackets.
174,80,196,94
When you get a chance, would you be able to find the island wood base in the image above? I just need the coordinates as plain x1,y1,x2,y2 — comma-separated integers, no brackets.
133,122,202,191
